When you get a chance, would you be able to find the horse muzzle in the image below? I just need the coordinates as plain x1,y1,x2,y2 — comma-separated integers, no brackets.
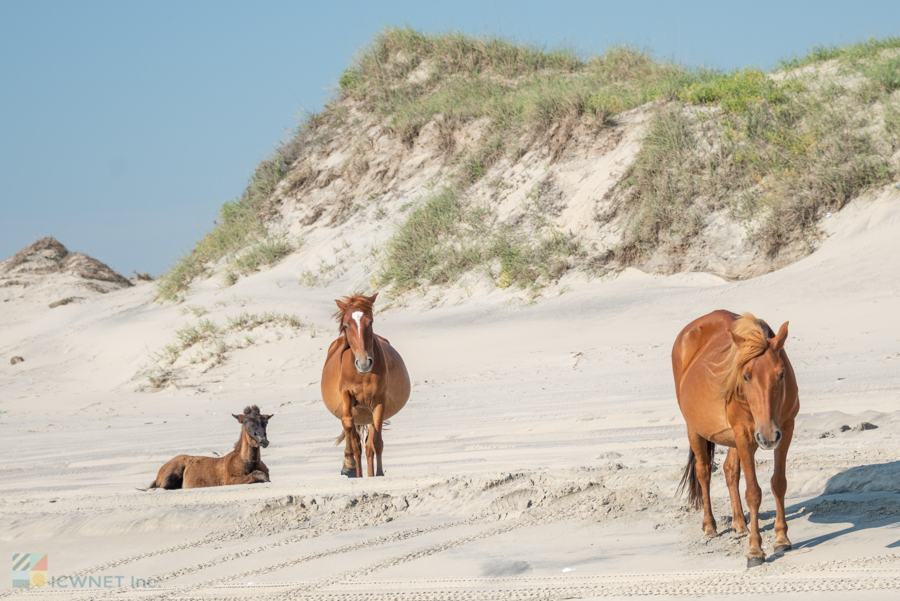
755,428,782,450
258,438,269,448
355,357,374,374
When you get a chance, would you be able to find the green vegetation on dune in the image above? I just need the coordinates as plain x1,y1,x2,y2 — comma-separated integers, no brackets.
777,36,900,70
338,27,713,158
616,40,898,261
155,124,313,301
158,28,900,299
376,185,579,293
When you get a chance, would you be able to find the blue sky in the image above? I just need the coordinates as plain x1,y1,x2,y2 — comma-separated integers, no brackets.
1,0,898,276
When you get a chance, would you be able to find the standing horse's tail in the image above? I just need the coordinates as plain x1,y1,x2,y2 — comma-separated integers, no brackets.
334,425,371,446
676,440,715,509
334,420,390,446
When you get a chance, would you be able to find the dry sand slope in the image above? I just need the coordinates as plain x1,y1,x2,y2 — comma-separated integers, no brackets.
1,188,900,600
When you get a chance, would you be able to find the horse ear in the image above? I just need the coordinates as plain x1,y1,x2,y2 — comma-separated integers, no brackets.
368,292,378,303
772,321,789,352
233,413,245,423
263,414,274,421
335,299,347,311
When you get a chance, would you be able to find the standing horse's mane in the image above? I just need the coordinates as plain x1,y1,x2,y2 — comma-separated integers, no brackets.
333,293,375,332
718,313,770,404
243,405,261,417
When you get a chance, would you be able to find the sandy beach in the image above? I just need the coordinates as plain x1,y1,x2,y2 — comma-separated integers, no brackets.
1,188,899,599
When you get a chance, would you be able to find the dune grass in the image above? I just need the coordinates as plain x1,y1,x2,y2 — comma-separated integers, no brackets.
339,27,717,187
159,28,900,297
612,44,898,261
777,36,900,70
376,185,580,293
155,122,317,301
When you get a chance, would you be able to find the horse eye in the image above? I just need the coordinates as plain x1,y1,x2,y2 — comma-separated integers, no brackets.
344,323,349,329
779,371,785,380
743,374,750,382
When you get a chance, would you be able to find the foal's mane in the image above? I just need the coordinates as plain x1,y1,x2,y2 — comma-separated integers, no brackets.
333,293,375,333
718,313,770,404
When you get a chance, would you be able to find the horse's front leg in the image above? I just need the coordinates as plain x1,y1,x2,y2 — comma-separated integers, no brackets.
771,420,794,554
736,433,764,567
724,448,749,535
372,403,385,477
228,471,269,485
340,390,358,478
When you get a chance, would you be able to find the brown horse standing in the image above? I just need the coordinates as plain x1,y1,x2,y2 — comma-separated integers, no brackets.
321,293,410,477
145,406,272,489
672,310,799,567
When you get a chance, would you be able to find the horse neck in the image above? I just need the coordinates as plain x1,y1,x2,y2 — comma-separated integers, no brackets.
234,426,260,473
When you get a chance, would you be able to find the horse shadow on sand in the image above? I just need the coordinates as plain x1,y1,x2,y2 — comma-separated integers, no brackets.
756,460,900,557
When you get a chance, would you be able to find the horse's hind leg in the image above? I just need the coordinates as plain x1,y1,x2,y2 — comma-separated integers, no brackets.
162,473,183,490
352,427,363,478
688,428,717,537
341,429,357,478
365,425,376,477
771,420,794,554
724,448,748,535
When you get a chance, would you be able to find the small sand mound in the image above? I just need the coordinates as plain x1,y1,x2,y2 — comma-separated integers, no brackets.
2,237,133,288
0,238,134,305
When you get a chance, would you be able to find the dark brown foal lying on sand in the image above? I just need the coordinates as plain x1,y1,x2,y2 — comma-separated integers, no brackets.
144,406,272,490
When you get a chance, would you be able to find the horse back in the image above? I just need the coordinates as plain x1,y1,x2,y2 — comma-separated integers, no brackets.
672,311,739,444
672,310,736,395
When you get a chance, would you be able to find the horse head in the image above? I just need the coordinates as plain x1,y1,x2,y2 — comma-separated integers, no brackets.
728,317,790,451
334,292,378,375
233,405,273,448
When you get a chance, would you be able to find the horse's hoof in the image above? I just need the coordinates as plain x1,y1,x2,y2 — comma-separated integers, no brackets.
747,556,765,568
340,467,358,478
774,544,792,554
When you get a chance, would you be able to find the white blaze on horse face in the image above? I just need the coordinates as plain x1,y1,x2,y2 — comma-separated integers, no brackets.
351,311,364,341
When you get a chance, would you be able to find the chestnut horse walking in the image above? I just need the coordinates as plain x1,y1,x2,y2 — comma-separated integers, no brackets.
672,310,799,567
145,405,272,489
321,293,410,477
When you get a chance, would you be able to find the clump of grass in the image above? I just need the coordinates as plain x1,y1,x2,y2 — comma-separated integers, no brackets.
228,236,294,278
377,186,580,293
680,68,795,114
341,27,714,175
226,311,304,330
179,305,207,317
613,56,895,261
778,36,900,70
885,102,900,150
155,119,317,301
148,310,304,377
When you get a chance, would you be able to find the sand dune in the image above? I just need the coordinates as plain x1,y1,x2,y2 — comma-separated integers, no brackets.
1,187,899,599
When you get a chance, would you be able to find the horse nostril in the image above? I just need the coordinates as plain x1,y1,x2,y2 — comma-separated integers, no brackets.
755,432,763,445
774,430,782,444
